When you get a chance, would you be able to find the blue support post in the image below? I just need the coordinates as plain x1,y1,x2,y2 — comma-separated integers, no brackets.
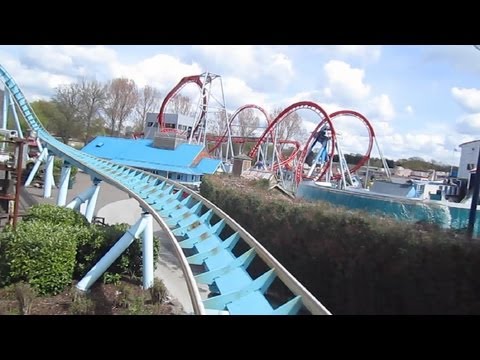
84,179,101,223
76,215,148,291
1,90,8,152
25,148,47,187
1,89,7,130
9,93,23,138
56,163,71,206
66,185,96,211
43,154,54,198
142,212,154,289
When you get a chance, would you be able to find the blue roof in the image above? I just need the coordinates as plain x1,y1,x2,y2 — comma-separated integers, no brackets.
82,136,221,175
195,158,222,174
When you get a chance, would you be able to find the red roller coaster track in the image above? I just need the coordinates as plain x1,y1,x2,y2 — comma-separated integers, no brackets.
157,74,207,135
249,101,336,182
328,110,375,181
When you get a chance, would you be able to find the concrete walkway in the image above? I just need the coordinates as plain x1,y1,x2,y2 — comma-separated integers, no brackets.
23,171,198,314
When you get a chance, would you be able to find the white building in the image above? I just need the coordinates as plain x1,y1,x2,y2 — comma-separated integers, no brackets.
458,140,480,179
143,112,196,139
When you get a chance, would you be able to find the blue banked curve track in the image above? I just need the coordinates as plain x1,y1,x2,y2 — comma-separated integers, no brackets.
0,64,331,315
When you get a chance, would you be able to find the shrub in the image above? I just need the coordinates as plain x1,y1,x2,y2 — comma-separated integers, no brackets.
70,291,95,315
24,204,89,227
149,279,168,304
200,175,480,314
103,272,122,286
2,204,161,294
4,221,79,295
14,282,37,315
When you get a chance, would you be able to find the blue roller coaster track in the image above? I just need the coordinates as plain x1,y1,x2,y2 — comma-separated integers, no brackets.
0,64,331,315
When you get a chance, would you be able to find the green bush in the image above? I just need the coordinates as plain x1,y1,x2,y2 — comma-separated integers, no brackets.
24,204,89,227
3,221,80,295
150,278,168,304
200,175,480,314
1,204,161,294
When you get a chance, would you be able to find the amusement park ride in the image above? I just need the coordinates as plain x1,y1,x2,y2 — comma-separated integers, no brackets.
133,72,392,194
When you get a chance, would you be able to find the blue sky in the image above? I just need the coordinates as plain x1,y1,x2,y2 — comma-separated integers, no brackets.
1,45,479,165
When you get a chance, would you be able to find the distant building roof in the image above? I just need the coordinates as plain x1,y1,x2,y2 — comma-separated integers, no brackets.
82,136,221,175
195,158,222,174
459,140,480,147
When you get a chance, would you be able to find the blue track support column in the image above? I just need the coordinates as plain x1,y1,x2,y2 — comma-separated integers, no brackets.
9,93,23,138
84,179,101,223
25,148,47,187
56,163,71,206
1,89,7,130
142,212,154,289
1,91,8,153
76,216,148,291
66,185,96,211
43,154,54,198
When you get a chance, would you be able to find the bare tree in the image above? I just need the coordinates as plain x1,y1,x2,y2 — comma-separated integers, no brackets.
270,107,308,141
103,78,138,136
233,108,260,138
78,78,106,142
169,94,194,117
133,85,161,132
52,83,84,143
207,111,230,136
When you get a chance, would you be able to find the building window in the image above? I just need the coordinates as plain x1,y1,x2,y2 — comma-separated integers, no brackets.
468,163,475,170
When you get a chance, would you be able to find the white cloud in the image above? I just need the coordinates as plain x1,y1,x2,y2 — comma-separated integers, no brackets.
405,105,414,114
277,90,321,107
222,76,268,111
0,51,74,100
367,94,395,122
423,45,480,75
57,45,118,64
110,54,202,91
303,120,317,133
456,113,480,134
313,45,382,62
25,46,73,72
451,87,480,113
192,45,294,89
371,120,395,136
323,60,371,103
333,45,382,62
264,53,294,87
377,132,446,162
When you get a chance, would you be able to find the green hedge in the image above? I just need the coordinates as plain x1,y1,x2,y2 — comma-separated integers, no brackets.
200,176,480,314
0,204,160,296
1,221,80,295
24,204,89,226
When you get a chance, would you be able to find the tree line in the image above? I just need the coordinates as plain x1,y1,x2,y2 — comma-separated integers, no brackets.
1,77,319,146
28,78,163,144
336,154,452,172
